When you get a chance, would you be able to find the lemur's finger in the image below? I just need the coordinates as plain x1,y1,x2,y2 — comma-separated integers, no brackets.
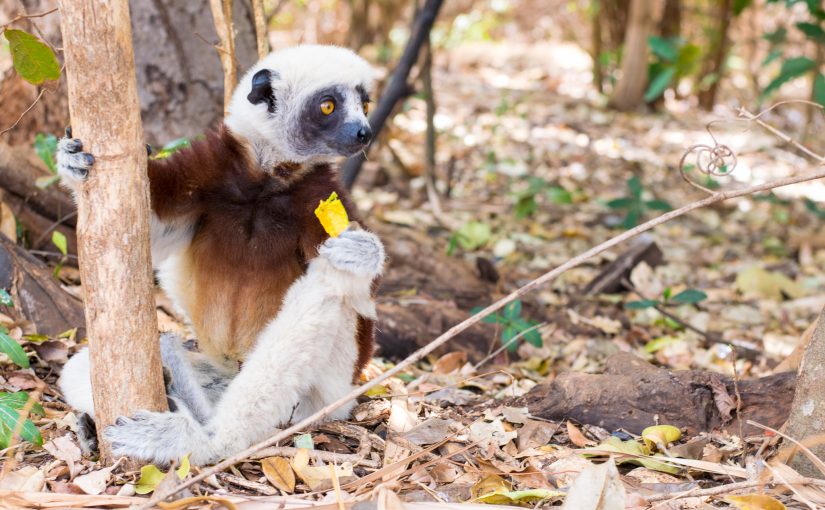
146,144,153,156
64,126,72,138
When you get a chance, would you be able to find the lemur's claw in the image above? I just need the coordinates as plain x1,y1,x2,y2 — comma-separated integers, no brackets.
57,133,94,185
319,229,385,277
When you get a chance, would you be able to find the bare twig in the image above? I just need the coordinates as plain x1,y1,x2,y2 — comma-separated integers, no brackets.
646,477,825,504
0,7,58,30
251,0,269,59
0,89,46,137
209,0,237,115
146,109,825,506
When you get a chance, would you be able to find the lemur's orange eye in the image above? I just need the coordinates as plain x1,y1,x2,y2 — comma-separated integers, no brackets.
320,100,335,115
362,101,369,114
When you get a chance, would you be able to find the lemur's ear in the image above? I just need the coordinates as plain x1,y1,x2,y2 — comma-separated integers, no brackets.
247,69,277,113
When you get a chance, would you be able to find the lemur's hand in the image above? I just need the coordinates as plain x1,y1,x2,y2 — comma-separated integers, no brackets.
319,229,385,278
56,127,94,188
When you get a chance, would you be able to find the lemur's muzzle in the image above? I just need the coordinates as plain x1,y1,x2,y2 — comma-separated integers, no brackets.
342,121,372,149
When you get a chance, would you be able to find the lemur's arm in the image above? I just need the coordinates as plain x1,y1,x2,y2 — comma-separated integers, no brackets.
56,129,233,265
104,228,385,465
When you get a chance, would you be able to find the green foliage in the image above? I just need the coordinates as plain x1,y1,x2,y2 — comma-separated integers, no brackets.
0,288,13,308
804,198,825,219
626,287,707,310
448,221,491,255
606,176,671,229
512,177,572,219
33,133,59,189
52,231,68,278
0,391,44,448
644,37,702,103
4,29,60,85
471,300,542,352
0,324,28,368
151,137,192,159
759,1,825,106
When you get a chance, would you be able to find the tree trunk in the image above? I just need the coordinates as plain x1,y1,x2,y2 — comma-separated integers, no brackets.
608,0,654,111
591,1,604,94
697,0,733,111
785,307,825,477
57,0,167,463
658,0,680,38
2,0,257,146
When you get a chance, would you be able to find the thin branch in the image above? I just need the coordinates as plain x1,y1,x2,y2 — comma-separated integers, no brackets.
251,0,269,59
645,477,825,503
0,89,46,137
209,0,237,116
146,112,825,506
0,7,58,30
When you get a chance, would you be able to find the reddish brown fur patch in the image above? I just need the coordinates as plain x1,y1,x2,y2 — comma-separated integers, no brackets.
147,126,376,374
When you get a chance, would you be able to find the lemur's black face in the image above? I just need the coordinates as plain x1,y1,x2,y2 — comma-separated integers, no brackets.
294,85,372,158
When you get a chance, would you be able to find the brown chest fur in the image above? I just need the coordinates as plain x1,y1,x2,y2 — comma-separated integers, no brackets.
149,127,375,376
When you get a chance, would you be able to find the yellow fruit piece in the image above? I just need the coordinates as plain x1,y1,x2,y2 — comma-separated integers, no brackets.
642,424,682,450
314,191,349,237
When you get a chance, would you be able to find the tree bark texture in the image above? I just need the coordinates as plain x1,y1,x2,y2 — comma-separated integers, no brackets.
57,0,167,462
786,307,825,477
608,0,654,111
2,0,257,146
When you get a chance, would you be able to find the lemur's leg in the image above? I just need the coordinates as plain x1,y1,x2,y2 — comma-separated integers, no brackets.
55,130,194,267
104,229,385,466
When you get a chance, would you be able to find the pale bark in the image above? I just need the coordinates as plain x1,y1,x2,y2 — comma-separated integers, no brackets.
209,0,237,116
56,0,167,462
786,307,825,477
252,0,269,59
608,0,654,111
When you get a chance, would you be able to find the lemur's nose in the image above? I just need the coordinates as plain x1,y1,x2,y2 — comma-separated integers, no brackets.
356,126,372,144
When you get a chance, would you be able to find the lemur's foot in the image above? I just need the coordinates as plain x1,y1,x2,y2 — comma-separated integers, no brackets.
319,229,385,278
56,127,94,185
105,410,206,465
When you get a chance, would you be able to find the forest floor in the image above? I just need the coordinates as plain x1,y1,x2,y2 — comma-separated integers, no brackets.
3,41,825,509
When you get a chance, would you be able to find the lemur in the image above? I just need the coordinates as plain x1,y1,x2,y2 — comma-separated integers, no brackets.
56,45,385,465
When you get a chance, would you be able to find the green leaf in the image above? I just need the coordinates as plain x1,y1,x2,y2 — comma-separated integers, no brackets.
814,73,825,108
644,66,677,102
293,433,314,449
51,231,67,256
546,186,572,204
733,0,753,15
501,326,519,351
796,22,825,43
622,208,641,229
471,306,502,324
0,288,13,307
0,392,44,416
135,464,165,494
763,27,787,45
762,48,784,67
503,300,522,320
648,36,678,62
151,137,191,159
627,176,643,198
0,402,42,447
33,133,57,173
625,299,659,310
455,221,491,251
670,289,707,304
606,197,634,209
35,175,60,189
645,199,672,211
523,327,543,348
0,330,28,368
4,30,60,85
514,195,536,219
583,436,680,474
763,57,817,98
675,43,702,77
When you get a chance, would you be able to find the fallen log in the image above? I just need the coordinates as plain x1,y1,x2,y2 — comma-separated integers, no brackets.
525,352,795,435
0,233,85,337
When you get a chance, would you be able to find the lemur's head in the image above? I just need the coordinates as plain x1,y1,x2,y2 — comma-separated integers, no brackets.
226,45,375,167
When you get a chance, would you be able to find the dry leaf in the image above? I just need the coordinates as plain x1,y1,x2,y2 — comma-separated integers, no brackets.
725,494,786,510
0,202,17,243
73,466,114,495
291,448,354,491
567,420,595,447
560,458,625,510
432,351,467,374
0,465,45,491
261,456,295,493
43,434,82,478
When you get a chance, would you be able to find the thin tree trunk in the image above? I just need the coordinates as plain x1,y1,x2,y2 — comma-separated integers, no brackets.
57,0,167,463
697,0,733,111
252,0,269,59
785,307,825,477
591,0,604,94
210,0,237,116
658,0,680,38
608,0,654,111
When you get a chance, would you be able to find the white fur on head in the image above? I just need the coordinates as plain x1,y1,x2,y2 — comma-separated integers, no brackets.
226,45,375,167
